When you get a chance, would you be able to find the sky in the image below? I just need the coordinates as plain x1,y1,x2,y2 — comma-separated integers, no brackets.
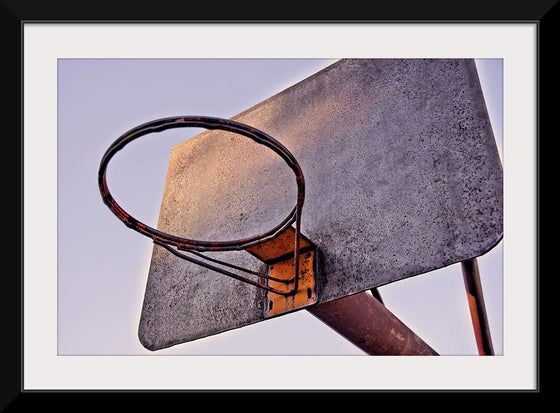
57,58,503,356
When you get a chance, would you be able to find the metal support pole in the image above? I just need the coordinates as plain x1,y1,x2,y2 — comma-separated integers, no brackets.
461,258,494,355
307,291,438,355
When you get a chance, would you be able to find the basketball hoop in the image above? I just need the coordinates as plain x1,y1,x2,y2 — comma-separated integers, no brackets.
98,116,307,296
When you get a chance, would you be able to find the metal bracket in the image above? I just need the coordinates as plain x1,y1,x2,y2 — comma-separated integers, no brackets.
246,226,318,317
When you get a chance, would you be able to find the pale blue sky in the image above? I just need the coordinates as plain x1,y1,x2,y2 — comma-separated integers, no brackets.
57,58,503,355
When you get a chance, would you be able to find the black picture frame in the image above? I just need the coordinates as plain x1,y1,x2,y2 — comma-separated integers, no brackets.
7,0,552,407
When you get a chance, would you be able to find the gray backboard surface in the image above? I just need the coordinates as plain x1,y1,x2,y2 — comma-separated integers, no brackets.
138,59,503,351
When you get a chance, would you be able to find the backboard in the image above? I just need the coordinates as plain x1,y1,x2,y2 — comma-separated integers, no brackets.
136,59,503,351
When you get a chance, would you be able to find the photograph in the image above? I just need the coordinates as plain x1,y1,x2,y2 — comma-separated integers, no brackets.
59,57,503,356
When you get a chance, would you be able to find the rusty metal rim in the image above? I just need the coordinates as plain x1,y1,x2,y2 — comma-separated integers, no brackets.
98,116,305,251
98,116,305,296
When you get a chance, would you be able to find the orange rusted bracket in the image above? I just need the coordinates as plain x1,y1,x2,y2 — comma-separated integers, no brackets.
246,226,318,317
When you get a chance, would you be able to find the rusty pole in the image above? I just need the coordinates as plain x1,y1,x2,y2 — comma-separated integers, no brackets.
461,258,494,355
307,291,438,355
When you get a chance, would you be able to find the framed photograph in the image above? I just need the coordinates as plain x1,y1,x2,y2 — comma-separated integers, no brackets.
11,2,549,402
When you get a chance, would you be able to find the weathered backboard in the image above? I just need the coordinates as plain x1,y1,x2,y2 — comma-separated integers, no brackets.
138,59,502,351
